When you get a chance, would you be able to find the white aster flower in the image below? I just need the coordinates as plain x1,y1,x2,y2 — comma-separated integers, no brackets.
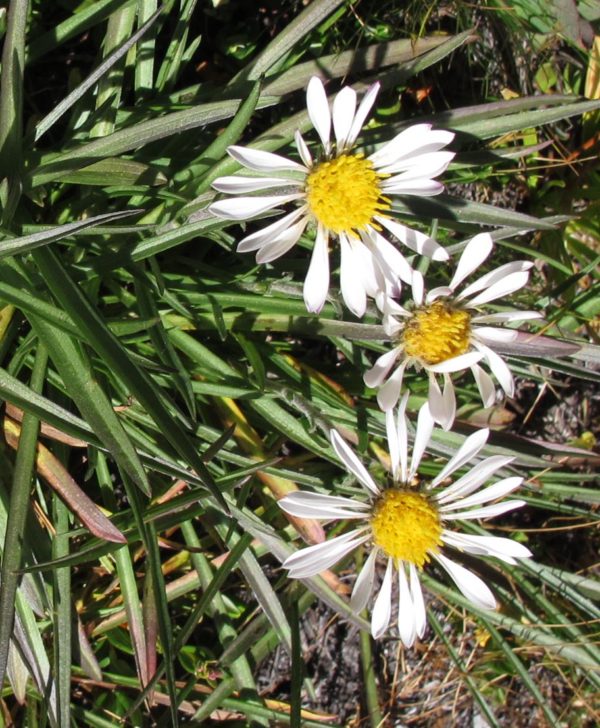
364,232,542,429
279,397,531,644
209,76,455,317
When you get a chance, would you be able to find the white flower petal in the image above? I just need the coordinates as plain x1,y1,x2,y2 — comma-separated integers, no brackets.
442,531,531,563
380,151,455,178
283,529,367,578
386,408,400,481
366,228,414,286
332,86,357,149
377,217,448,261
294,130,313,168
474,327,519,344
476,343,514,396
382,179,445,196
434,552,496,610
426,351,484,374
209,193,302,220
347,82,380,147
212,175,295,194
431,428,489,487
279,491,369,519
330,429,380,496
303,225,330,313
364,348,401,388
472,311,542,324
228,144,306,173
236,206,307,253
255,218,307,263
370,125,454,167
396,391,410,483
409,564,427,638
377,360,408,411
350,548,378,613
372,558,393,638
398,565,417,647
449,233,493,290
467,271,531,306
340,236,367,317
426,285,453,303
440,374,457,431
440,476,523,512
471,363,496,408
436,455,515,504
457,260,533,302
306,76,331,152
410,402,434,477
445,500,526,520
412,270,424,306
427,373,445,428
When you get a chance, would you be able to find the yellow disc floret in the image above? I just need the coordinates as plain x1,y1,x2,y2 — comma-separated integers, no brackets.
402,301,471,365
370,490,442,567
305,154,389,235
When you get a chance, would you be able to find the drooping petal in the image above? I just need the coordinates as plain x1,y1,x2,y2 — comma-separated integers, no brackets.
449,233,493,291
212,175,296,194
365,228,414,288
236,206,307,253
471,363,496,408
377,360,408,411
434,552,496,610
209,193,302,220
279,491,370,519
283,529,368,578
396,391,410,482
364,348,401,388
410,402,434,477
340,235,367,317
441,374,456,431
303,225,330,313
306,76,331,152
371,558,394,638
228,144,306,173
398,565,417,647
347,82,380,147
350,547,378,613
330,429,380,496
332,86,357,149
431,428,489,487
377,217,448,261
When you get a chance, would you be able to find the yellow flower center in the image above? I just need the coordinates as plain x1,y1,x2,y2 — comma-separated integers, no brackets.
370,490,442,567
305,154,390,235
402,301,471,365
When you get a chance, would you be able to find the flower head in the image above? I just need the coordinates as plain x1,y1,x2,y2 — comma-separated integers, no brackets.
278,397,531,644
209,76,454,316
365,233,542,428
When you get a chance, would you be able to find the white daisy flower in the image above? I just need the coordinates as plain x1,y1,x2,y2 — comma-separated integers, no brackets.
209,76,455,317
279,397,531,644
364,232,542,429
